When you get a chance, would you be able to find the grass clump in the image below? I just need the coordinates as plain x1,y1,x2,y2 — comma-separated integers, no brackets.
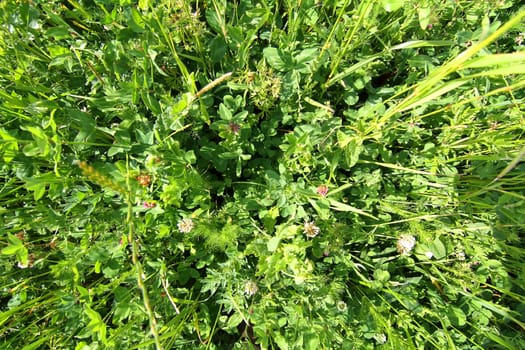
1,0,525,349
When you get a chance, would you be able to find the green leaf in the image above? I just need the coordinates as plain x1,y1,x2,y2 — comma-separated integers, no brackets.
417,6,431,30
141,92,161,114
1,244,22,256
23,173,61,201
128,8,146,32
273,333,289,350
447,306,466,327
460,52,525,69
294,48,317,72
381,0,405,12
227,313,243,329
21,336,49,350
218,103,233,120
328,199,377,219
21,125,50,157
263,47,293,72
304,332,320,350
48,45,70,57
374,269,391,282
267,236,281,252
0,128,18,163
294,48,317,64
7,233,24,247
84,305,107,344
430,237,447,259
337,131,364,169
205,9,224,35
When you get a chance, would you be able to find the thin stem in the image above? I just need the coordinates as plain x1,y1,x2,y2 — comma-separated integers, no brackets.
126,158,163,350
160,273,180,314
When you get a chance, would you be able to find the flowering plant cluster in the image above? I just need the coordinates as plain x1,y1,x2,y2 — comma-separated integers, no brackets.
0,1,523,349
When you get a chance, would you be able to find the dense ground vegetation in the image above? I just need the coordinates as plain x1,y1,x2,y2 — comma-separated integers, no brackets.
1,0,524,349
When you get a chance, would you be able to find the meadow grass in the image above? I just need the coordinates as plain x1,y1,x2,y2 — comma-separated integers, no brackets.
1,0,524,349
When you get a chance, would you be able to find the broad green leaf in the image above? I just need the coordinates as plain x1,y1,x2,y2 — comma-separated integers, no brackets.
263,47,293,72
381,0,405,12
273,333,289,350
294,48,317,65
141,92,161,114
308,198,330,220
267,236,280,252
48,45,70,57
374,269,391,282
304,332,320,350
430,237,447,259
7,233,24,247
138,0,150,10
1,244,22,256
417,6,431,30
21,125,50,157
128,8,145,32
205,9,225,35
447,306,466,327
0,128,18,163
337,131,363,169
85,305,107,343
218,103,233,120
227,313,243,329
276,224,298,239
23,173,60,201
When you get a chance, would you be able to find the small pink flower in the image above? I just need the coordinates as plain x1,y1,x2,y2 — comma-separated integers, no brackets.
143,201,156,209
316,185,328,197
228,122,240,134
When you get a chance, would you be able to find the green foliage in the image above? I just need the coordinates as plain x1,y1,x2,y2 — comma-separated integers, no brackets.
1,0,525,349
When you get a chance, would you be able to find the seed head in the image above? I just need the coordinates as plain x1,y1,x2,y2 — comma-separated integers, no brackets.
244,280,258,296
303,221,320,238
136,174,151,187
177,218,194,233
396,234,416,255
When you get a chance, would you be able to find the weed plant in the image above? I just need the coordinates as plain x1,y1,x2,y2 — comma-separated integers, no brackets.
1,0,524,349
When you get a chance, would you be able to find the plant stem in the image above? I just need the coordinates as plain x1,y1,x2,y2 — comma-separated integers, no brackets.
126,160,163,350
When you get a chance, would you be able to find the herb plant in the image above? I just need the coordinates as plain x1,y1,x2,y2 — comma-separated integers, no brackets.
1,0,524,349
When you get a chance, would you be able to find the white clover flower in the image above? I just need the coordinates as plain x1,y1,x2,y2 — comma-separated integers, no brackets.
244,280,258,296
515,32,524,46
374,333,387,344
303,221,320,238
17,261,29,269
336,300,347,312
455,250,466,261
396,234,416,255
177,218,194,233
